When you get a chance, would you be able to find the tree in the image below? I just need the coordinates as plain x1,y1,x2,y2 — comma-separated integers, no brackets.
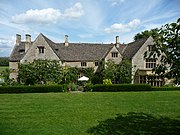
116,58,132,83
134,28,159,41
61,66,79,84
0,57,9,66
104,60,117,83
145,18,180,84
61,67,94,84
18,60,63,85
103,59,132,84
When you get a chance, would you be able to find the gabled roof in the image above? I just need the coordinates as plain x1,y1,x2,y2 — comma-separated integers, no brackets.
9,33,150,62
42,34,114,61
9,42,33,62
123,37,149,59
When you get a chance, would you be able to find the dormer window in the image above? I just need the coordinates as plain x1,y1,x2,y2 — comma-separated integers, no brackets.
38,46,45,54
112,52,118,58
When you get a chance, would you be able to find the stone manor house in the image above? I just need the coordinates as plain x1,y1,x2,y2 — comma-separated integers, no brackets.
9,33,165,86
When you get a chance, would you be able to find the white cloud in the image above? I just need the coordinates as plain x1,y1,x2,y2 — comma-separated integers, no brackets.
109,0,125,6
0,37,15,56
63,3,84,18
0,37,15,48
105,19,141,33
11,3,84,24
12,8,61,24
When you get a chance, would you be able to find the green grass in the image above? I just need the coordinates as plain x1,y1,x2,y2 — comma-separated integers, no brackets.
0,91,180,135
0,66,8,72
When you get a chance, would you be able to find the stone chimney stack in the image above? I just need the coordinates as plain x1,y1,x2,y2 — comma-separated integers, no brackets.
25,34,31,52
65,35,69,47
116,36,120,48
16,34,21,46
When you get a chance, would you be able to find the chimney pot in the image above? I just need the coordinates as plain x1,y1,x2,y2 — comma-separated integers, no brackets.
25,34,31,43
25,34,31,52
116,36,119,48
65,35,69,46
16,34,21,45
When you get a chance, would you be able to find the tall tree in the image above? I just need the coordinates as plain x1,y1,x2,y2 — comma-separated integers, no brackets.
145,18,180,84
104,60,117,83
134,28,159,41
116,58,132,84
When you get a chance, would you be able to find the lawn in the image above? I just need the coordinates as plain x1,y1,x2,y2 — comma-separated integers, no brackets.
0,66,8,72
0,91,180,135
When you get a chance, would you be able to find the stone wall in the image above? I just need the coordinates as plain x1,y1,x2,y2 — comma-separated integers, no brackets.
105,46,122,64
9,62,19,81
64,61,98,72
132,37,161,84
21,34,60,63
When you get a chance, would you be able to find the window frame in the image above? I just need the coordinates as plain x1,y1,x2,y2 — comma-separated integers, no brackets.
148,45,155,52
95,61,99,66
145,58,156,68
111,52,118,58
38,46,45,54
81,62,87,67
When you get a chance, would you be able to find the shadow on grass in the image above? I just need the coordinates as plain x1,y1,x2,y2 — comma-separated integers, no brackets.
87,112,180,135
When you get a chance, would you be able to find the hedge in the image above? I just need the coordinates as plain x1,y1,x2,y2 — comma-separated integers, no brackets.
152,86,180,91
92,84,152,92
0,85,64,94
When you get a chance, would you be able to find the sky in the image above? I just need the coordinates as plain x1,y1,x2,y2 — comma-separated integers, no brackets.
0,0,179,57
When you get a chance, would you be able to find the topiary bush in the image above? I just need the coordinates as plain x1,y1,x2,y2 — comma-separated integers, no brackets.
0,85,63,94
92,84,152,92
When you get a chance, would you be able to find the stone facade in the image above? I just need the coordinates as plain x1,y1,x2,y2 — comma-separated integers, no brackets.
21,34,60,63
9,33,166,86
9,62,19,81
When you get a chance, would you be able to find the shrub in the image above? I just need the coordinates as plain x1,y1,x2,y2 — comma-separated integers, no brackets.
0,85,63,94
84,83,93,92
92,74,103,84
92,84,152,92
103,79,112,85
152,86,180,91
67,83,77,91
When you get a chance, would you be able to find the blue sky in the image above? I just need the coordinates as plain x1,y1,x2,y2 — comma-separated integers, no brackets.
0,0,179,57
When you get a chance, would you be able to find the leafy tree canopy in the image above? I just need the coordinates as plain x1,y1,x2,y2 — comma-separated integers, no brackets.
134,28,159,41
104,59,132,84
18,60,63,85
145,18,180,84
0,57,9,66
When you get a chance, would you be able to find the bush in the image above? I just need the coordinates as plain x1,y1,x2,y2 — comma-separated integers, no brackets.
92,74,103,84
0,85,63,94
84,83,93,92
92,84,152,92
103,79,112,84
152,86,180,91
67,83,77,91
